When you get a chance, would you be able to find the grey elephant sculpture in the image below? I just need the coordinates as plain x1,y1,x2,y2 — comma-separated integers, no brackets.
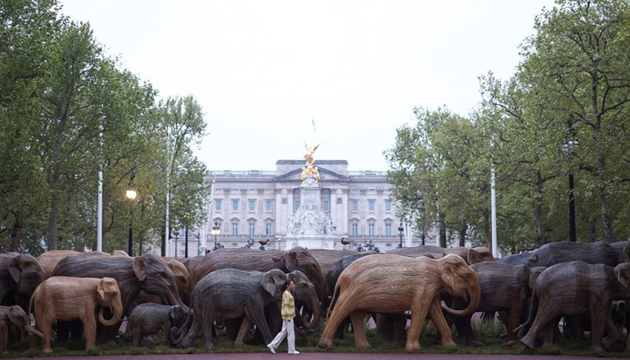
527,241,625,267
0,253,46,311
0,305,43,352
520,256,630,352
179,268,288,350
453,261,545,346
127,303,187,347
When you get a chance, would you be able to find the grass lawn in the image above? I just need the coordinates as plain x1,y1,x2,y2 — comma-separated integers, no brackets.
3,319,630,358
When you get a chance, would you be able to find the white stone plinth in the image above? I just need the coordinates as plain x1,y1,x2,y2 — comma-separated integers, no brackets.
285,235,336,250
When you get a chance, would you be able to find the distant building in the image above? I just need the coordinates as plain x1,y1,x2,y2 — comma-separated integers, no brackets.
169,160,416,256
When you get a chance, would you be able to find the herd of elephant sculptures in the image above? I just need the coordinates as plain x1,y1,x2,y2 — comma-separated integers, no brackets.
1,240,630,354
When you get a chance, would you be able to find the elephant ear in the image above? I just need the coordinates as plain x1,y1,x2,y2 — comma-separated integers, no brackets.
97,278,107,301
440,256,457,291
8,256,21,283
528,267,545,290
133,256,148,282
616,264,630,288
262,269,286,297
467,249,480,265
285,251,299,271
624,246,630,264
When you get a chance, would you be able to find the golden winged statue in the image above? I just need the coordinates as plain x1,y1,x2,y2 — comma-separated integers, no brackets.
301,141,321,182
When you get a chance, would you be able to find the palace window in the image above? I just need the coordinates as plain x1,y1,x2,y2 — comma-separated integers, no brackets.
215,199,222,211
231,222,239,236
232,199,239,212
266,200,273,212
368,200,375,212
351,223,358,236
249,199,256,212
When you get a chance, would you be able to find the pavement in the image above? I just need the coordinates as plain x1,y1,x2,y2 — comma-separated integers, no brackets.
11,354,630,360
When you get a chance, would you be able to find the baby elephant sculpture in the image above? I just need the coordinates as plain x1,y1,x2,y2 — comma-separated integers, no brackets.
0,305,43,352
30,276,123,353
127,303,187,347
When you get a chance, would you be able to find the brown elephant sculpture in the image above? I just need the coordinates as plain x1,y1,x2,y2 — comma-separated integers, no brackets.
318,254,480,351
0,305,43,352
30,276,123,353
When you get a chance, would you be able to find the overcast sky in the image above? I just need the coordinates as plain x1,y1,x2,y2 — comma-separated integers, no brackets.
60,0,555,171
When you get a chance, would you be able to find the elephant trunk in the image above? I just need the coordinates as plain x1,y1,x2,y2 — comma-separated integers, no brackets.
98,294,124,327
304,295,321,329
26,325,44,339
441,282,480,317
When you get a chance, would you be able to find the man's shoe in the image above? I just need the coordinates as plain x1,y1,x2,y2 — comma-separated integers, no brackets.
267,344,276,354
289,350,300,355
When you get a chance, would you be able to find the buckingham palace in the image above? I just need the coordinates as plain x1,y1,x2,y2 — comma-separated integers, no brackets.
175,159,415,255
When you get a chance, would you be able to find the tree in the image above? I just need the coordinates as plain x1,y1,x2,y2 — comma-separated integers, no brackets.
519,0,630,243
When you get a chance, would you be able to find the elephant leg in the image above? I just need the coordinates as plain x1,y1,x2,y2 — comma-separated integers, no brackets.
504,305,522,346
542,319,556,347
429,298,455,348
391,313,407,344
405,298,431,351
41,317,54,353
1,325,7,352
349,311,370,348
463,315,484,346
602,312,619,351
318,291,355,349
234,316,251,346
590,304,607,352
521,306,556,349
245,306,272,345
202,319,216,350
82,313,97,350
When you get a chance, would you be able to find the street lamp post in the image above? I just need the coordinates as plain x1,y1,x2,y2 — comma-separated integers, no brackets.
398,224,404,248
211,223,221,251
125,185,137,256
563,120,579,242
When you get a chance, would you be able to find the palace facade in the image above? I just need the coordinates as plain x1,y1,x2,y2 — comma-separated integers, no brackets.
172,160,415,255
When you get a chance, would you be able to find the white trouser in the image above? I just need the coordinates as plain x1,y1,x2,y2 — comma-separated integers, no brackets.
269,318,295,352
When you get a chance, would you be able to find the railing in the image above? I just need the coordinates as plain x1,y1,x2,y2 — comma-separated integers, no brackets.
207,170,277,177
348,171,388,177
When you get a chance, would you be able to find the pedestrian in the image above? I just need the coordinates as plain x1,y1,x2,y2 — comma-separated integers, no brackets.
267,280,300,355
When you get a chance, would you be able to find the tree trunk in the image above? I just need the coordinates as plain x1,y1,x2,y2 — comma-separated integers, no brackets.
439,213,447,248
458,220,467,247
9,214,22,252
599,184,617,243
47,194,59,250
534,171,545,247
587,215,597,243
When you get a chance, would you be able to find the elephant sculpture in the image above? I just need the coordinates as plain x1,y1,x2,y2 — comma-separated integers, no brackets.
189,247,324,310
53,253,187,313
388,245,494,264
497,252,533,266
180,268,319,349
520,258,630,352
454,261,544,346
127,303,187,347
0,253,46,311
527,241,625,268
30,276,123,353
318,254,481,351
0,305,43,352
308,249,367,276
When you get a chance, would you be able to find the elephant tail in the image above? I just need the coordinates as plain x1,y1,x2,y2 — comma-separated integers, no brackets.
514,283,537,334
326,280,341,322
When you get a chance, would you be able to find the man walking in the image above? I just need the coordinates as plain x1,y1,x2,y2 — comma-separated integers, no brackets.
267,280,300,355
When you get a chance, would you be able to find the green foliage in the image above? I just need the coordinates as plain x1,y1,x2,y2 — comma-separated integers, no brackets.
0,0,207,254
386,0,630,252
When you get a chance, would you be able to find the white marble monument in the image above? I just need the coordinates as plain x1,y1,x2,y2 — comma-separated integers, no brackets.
284,143,336,249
